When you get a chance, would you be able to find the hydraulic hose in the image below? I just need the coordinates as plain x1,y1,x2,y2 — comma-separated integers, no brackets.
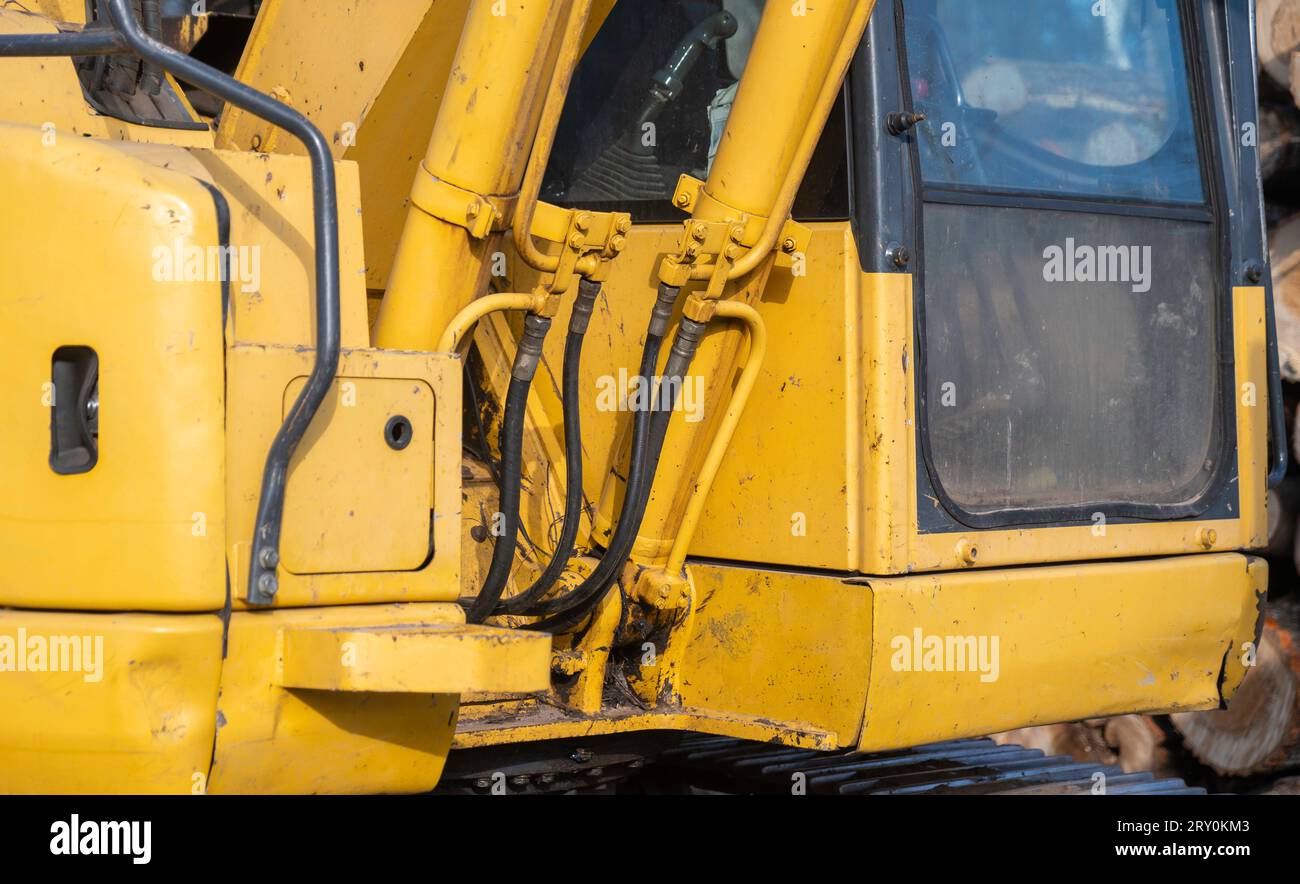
520,284,682,621
496,279,603,615
527,312,709,632
467,313,553,623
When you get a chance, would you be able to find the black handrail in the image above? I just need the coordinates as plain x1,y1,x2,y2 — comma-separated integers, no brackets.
0,0,342,605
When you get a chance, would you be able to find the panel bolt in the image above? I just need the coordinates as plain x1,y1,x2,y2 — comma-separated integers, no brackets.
956,539,979,565
886,110,927,136
257,546,279,569
256,572,279,597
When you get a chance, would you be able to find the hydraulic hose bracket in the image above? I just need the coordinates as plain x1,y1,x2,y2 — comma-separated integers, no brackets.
517,201,631,299
659,176,811,296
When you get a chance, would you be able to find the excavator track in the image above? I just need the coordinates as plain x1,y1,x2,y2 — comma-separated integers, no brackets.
437,733,1205,794
653,736,1205,795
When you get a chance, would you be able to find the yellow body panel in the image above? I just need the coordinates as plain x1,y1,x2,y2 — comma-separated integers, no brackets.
280,376,435,575
186,149,373,350
858,554,1266,751
279,621,551,694
0,610,222,794
24,1,88,23
671,563,873,746
0,123,226,612
208,603,464,795
455,554,1264,752
225,345,463,609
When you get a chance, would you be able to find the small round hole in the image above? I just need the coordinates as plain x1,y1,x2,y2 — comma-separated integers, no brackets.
384,415,413,451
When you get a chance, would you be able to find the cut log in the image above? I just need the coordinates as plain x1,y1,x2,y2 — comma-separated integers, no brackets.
1270,214,1300,382
1102,715,1170,774
1170,599,1300,776
1258,0,1300,91
1267,477,1299,559
993,715,1170,775
1260,104,1300,183
992,723,1109,764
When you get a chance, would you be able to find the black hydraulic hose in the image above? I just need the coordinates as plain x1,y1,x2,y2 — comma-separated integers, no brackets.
527,312,709,633
496,280,603,615
467,314,553,623
521,284,681,621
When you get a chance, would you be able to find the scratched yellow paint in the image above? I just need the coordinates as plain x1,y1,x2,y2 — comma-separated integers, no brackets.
858,553,1265,751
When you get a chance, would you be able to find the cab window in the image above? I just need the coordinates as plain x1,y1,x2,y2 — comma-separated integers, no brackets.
903,0,1226,524
906,0,1204,203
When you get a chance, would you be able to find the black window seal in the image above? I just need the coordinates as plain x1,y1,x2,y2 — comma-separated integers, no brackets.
921,184,1215,223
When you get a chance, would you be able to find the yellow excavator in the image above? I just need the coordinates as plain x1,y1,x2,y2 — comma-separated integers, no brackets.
0,0,1283,793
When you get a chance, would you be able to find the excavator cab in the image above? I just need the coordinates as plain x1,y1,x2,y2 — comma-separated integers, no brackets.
0,0,1280,794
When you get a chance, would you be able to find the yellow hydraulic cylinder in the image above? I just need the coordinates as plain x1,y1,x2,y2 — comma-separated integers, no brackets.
373,0,569,352
630,0,875,567
700,0,864,222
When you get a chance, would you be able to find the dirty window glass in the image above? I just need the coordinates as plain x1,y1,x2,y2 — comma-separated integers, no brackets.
904,0,1205,204
920,204,1222,517
541,0,849,222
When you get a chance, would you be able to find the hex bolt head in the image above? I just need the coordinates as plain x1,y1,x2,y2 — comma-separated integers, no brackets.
257,572,279,597
257,546,280,569
887,243,911,269
1245,262,1265,284
955,539,979,566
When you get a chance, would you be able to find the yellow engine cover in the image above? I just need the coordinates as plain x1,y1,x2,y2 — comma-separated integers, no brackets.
0,123,226,612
